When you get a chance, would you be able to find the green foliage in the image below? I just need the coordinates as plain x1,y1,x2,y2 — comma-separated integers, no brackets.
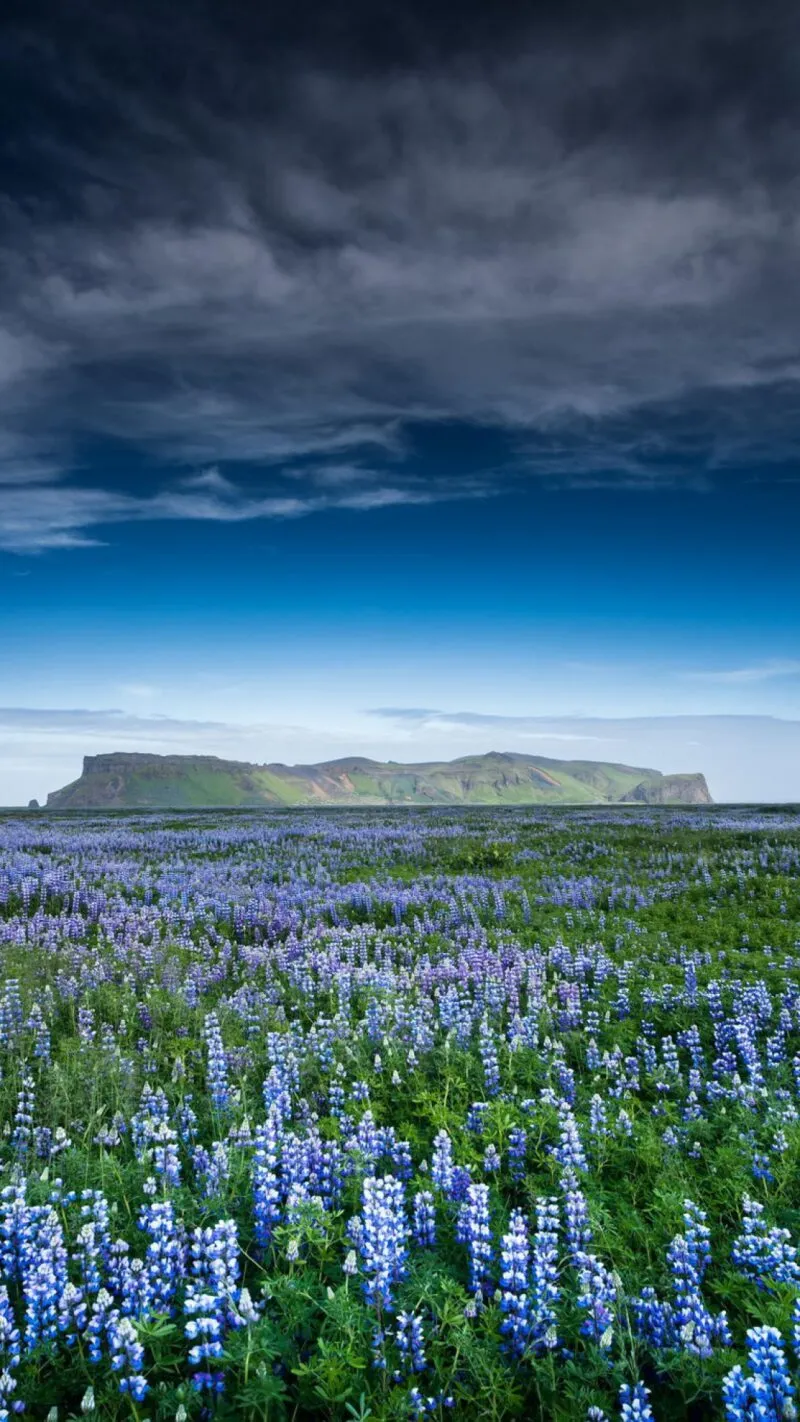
1,805,799,1419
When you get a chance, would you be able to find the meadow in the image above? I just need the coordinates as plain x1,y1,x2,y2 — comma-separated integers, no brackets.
0,805,799,1421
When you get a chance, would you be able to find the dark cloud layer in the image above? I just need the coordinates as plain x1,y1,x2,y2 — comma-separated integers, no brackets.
2,0,800,548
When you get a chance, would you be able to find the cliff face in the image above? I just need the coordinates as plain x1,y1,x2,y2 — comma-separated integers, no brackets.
620,774,712,805
46,751,713,809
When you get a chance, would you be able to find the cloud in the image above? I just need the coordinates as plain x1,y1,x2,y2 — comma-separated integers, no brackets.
116,682,160,699
370,708,619,735
680,660,800,684
0,467,484,552
0,707,234,735
2,0,800,541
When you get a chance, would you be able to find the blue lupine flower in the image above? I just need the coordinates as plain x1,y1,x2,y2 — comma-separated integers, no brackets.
412,1191,436,1249
620,1381,653,1420
359,1175,409,1310
253,1109,283,1247
0,1284,20,1422
74,1190,111,1297
392,1138,414,1181
589,1095,608,1139
21,1206,69,1351
431,1131,454,1196
530,1197,560,1350
466,1102,488,1134
752,1152,774,1182
508,1126,527,1182
499,1208,530,1356
184,1218,250,1394
666,1200,730,1358
576,1253,616,1346
138,1193,185,1316
150,1120,182,1187
195,1140,230,1199
86,1288,115,1365
562,1174,593,1259
722,1326,794,1422
108,1313,148,1401
483,1144,501,1174
204,1012,230,1113
395,1311,426,1374
10,1074,35,1159
458,1184,492,1295
479,1020,501,1097
731,1196,800,1290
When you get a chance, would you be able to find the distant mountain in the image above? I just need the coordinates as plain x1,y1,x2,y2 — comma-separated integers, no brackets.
45,752,712,808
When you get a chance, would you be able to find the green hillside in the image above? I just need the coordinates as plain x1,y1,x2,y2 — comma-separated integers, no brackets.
45,751,713,808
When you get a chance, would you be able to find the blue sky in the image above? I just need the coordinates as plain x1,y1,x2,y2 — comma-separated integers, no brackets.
2,0,800,803
4,477,800,803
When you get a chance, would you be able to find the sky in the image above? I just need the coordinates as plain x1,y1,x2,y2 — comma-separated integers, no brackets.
2,0,800,804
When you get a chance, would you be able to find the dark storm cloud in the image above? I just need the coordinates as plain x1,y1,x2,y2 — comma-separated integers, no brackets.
2,0,800,548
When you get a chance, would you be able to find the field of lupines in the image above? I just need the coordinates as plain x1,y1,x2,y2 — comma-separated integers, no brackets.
1,807,799,1422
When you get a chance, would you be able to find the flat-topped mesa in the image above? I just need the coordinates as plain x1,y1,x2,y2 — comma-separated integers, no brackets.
46,751,713,809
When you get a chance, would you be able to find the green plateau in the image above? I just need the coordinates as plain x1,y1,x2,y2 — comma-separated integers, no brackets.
45,751,713,808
